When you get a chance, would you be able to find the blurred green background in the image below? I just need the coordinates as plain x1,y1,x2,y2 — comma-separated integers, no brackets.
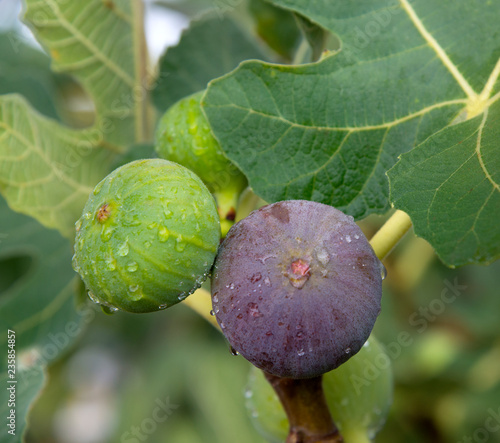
1,0,500,442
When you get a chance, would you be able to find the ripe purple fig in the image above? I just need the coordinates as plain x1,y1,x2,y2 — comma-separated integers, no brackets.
211,200,382,379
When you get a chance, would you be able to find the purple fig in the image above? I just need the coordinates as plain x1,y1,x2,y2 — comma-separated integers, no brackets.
211,200,382,379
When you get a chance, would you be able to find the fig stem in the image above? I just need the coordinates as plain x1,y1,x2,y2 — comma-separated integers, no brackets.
263,372,343,443
369,210,412,261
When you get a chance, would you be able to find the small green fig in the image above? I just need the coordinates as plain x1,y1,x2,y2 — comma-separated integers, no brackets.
246,335,393,443
154,91,248,235
72,159,221,313
211,200,383,378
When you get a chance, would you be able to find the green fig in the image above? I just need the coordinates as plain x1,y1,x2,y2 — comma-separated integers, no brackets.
72,159,221,313
155,91,248,236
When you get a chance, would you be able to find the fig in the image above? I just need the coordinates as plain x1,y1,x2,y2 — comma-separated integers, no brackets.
246,335,393,442
72,159,220,313
211,200,382,378
154,91,248,235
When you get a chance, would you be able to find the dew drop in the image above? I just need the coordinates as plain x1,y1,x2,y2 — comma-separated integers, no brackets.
71,255,80,272
230,346,239,356
220,322,225,329
75,219,82,232
93,180,104,195
127,261,138,272
105,256,116,271
316,247,330,265
354,234,360,240
158,304,168,310
144,241,152,249
163,204,173,219
297,349,305,357
210,310,215,316
87,291,99,304
175,236,186,252
296,331,304,339
345,234,352,243
213,295,218,303
177,292,188,301
117,239,129,257
264,277,271,286
147,222,157,230
83,212,92,220
101,305,118,315
380,262,387,280
128,285,139,293
158,226,169,242
100,226,114,242
244,389,253,399
345,347,351,354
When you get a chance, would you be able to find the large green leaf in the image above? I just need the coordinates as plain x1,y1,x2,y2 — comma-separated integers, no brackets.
388,101,500,267
0,0,151,237
23,0,148,146
0,95,114,237
0,194,94,440
0,32,60,121
202,0,500,224
152,14,271,112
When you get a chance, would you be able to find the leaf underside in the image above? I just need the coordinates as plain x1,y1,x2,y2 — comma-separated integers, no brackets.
203,0,500,266
0,0,145,237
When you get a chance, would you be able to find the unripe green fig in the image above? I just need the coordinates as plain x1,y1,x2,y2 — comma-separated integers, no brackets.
72,159,221,313
246,335,393,443
211,200,382,378
154,91,248,236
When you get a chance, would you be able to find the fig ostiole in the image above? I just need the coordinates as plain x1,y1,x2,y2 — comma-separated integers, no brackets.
154,90,248,235
72,159,221,314
211,200,383,379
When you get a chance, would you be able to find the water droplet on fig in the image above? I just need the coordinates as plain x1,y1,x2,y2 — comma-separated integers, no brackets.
158,226,169,242
147,222,157,230
354,234,360,239
244,389,253,399
83,212,92,220
230,346,239,356
117,239,129,256
101,305,118,315
75,219,82,232
213,295,218,303
87,291,99,304
128,284,139,293
71,255,80,272
380,262,387,280
105,256,116,271
163,204,173,219
144,241,152,249
101,226,114,242
210,310,215,316
93,180,104,195
345,347,351,354
175,236,186,252
158,304,168,310
297,349,305,356
296,331,304,339
264,277,271,286
345,234,352,243
127,261,138,272
316,247,330,265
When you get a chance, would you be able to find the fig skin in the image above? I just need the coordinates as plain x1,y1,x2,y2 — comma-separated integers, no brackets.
73,159,220,313
211,200,382,378
154,91,248,235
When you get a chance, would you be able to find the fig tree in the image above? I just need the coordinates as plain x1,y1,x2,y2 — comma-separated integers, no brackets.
73,159,221,313
211,200,382,378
